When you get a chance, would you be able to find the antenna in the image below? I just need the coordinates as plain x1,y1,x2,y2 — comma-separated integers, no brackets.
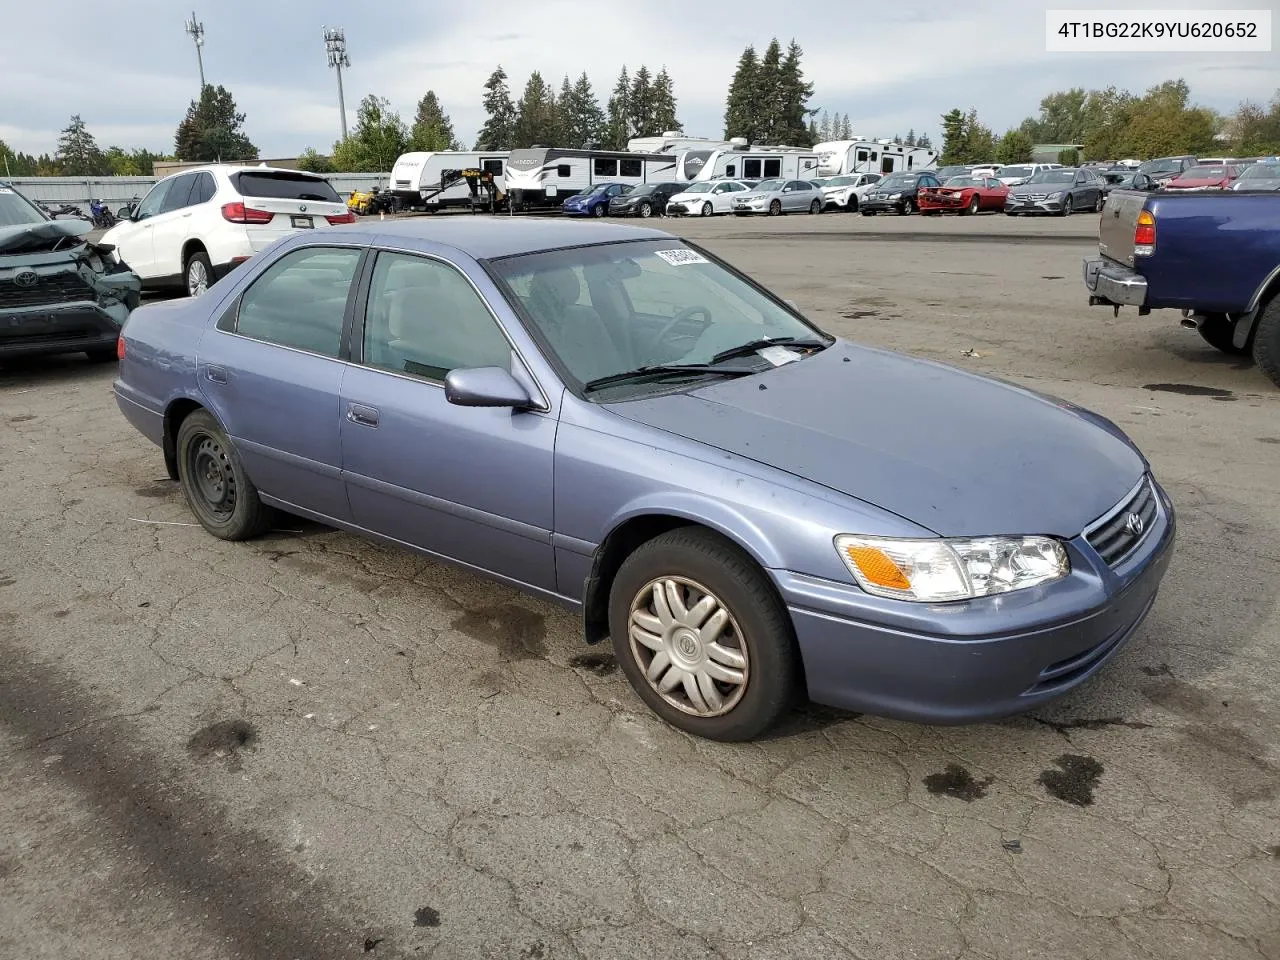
322,26,351,141
184,11,206,89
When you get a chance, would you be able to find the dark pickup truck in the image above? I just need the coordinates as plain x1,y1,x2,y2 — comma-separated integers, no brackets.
1082,190,1280,388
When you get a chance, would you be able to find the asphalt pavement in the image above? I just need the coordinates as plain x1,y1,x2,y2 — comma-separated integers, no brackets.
1,210,1277,960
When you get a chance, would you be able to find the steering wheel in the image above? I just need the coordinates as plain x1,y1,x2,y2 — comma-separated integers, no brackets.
655,304,713,349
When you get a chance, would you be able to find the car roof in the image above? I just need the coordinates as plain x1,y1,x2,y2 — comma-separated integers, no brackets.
163,163,328,180
341,217,671,260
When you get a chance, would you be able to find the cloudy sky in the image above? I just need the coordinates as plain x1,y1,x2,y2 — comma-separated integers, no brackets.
2,0,1274,158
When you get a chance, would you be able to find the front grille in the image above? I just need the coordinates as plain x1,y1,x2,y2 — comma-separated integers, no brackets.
1019,193,1048,202
1085,476,1158,566
0,271,94,309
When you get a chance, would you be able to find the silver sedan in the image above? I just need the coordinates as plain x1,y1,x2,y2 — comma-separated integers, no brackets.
731,178,824,216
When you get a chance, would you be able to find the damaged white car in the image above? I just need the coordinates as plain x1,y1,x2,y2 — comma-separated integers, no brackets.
0,182,141,363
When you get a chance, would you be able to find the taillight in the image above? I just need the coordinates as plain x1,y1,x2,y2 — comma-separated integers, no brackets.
1134,210,1155,255
326,211,357,225
116,335,126,360
221,201,274,224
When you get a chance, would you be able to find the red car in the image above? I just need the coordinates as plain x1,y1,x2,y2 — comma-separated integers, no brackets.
1163,164,1241,191
918,176,1009,215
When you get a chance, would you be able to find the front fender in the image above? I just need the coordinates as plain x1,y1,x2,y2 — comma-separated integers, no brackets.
602,492,788,570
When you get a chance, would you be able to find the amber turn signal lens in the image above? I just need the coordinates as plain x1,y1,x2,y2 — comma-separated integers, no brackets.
844,545,911,590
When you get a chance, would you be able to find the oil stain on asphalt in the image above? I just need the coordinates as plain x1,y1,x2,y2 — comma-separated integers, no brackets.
924,763,994,801
567,652,617,676
451,605,547,660
187,719,257,764
1038,754,1104,806
413,906,441,928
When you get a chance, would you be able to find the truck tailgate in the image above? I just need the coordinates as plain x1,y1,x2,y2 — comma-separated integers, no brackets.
1099,191,1146,267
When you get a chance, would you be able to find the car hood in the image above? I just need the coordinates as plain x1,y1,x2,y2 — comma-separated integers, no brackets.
1010,183,1069,195
736,191,776,200
606,342,1145,538
0,218,91,255
668,192,708,203
1166,179,1226,188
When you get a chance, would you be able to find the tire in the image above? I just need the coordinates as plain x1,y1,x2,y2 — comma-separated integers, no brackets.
591,204,606,218
1093,193,1104,213
861,210,877,216
769,199,782,216
900,199,915,215
965,195,980,215
809,199,821,215
1196,313,1250,355
701,201,713,217
846,196,858,212
1251,298,1280,388
1058,195,1073,216
175,409,275,540
184,250,213,297
608,527,797,741
639,202,653,218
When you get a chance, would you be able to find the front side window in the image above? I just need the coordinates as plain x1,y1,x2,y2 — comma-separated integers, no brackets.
234,247,361,358
491,240,829,392
160,174,198,213
134,179,173,221
361,252,510,381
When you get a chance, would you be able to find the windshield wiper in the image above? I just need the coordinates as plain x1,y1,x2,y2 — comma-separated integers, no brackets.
582,364,756,393
710,336,829,365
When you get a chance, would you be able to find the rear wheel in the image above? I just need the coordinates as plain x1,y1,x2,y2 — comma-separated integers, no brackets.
175,410,275,540
1197,313,1250,355
809,198,821,215
184,250,213,297
1253,299,1280,388
609,527,797,742
861,210,877,216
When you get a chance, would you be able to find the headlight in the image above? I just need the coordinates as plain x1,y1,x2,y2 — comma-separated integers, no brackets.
834,534,1069,602
888,192,902,199
1047,191,1063,200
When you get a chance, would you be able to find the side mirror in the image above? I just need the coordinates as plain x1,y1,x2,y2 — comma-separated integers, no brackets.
444,366,533,409
1133,174,1152,191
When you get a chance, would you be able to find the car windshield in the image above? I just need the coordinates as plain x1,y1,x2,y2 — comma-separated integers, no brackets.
628,184,659,195
683,182,713,194
231,171,342,203
0,186,48,227
490,239,830,392
1027,169,1076,184
1179,166,1228,179
944,177,982,188
752,179,784,192
1137,158,1186,176
878,176,915,189
934,166,969,178
826,176,856,186
1239,164,1280,180
998,166,1032,178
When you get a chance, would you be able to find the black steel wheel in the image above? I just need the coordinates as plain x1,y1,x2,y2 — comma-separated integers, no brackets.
176,409,274,540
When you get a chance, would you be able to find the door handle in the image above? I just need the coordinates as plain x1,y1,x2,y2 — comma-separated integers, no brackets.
346,403,380,427
181,212,193,218
205,364,227,384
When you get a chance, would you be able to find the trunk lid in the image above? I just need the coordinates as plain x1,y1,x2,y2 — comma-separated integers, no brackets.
1098,191,1147,266
229,170,350,251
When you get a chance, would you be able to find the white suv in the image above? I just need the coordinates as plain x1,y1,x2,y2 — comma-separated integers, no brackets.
102,164,355,296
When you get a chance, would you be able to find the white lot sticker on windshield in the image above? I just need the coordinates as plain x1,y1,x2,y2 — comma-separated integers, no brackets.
758,345,801,366
654,248,709,267
0,188,12,194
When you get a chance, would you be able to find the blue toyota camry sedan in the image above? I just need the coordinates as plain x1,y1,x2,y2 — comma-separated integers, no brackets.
113,218,1174,741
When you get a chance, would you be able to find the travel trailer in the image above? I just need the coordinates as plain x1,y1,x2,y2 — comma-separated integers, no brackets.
813,139,938,177
387,151,509,210
504,148,681,209
627,133,734,154
684,141,821,182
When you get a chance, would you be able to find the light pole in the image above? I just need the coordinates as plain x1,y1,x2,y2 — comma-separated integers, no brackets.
184,12,206,90
323,26,350,141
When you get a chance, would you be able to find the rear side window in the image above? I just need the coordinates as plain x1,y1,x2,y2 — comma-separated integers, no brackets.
191,172,216,204
232,247,361,358
230,172,341,203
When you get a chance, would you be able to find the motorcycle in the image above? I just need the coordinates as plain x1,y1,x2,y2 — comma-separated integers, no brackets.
89,199,118,229
46,202,87,220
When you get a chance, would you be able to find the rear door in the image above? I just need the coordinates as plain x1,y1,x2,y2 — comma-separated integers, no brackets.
228,171,350,254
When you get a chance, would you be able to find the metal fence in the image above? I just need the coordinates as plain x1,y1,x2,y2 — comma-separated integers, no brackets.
4,173,392,209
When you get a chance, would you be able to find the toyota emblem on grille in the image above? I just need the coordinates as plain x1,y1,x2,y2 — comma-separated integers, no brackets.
1125,512,1144,536
14,271,38,287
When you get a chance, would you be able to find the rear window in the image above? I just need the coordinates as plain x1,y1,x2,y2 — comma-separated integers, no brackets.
230,172,341,203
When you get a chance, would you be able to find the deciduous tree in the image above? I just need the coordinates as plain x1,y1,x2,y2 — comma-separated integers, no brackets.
996,129,1034,164
330,95,408,172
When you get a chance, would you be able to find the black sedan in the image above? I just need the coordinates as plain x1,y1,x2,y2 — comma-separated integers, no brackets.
859,172,942,216
607,182,689,218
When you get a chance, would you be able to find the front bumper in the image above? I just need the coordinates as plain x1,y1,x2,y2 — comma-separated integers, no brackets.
775,478,1175,723
860,199,909,212
731,203,769,215
0,262,140,359
1083,257,1148,307
1005,196,1064,214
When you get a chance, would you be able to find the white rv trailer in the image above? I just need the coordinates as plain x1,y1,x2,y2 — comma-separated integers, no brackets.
387,151,509,209
627,133,734,154
813,139,938,177
504,148,682,209
685,143,821,182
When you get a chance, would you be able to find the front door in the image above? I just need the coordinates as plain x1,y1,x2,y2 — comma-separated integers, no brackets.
114,177,174,279
149,172,199,283
340,250,557,591
197,244,364,522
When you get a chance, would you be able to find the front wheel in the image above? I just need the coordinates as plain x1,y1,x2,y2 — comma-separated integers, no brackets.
591,204,606,218
701,202,713,217
184,251,213,297
846,196,858,212
768,199,782,216
1093,194,1104,213
1059,195,1073,216
638,202,653,218
900,199,915,215
965,195,980,215
176,410,275,540
609,528,796,741
861,210,877,216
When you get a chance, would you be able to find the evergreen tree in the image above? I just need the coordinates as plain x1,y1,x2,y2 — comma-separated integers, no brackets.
512,72,558,148
651,67,682,134
330,95,409,172
755,39,784,142
723,45,759,141
630,65,655,137
605,67,631,149
55,115,104,175
905,129,916,146
818,111,831,141
174,85,258,162
475,66,516,149
962,108,997,160
939,108,967,164
996,129,1034,164
776,40,814,144
840,114,853,138
409,90,461,152
917,131,933,149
